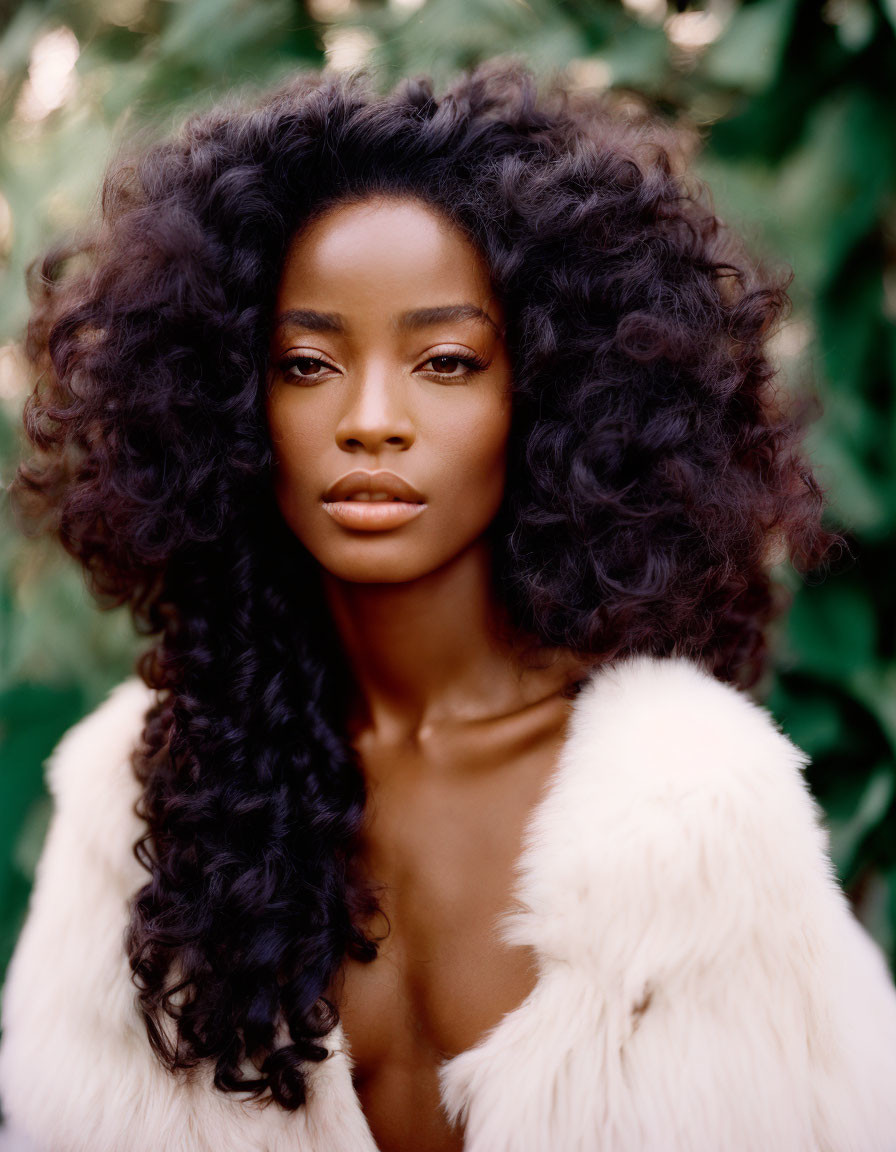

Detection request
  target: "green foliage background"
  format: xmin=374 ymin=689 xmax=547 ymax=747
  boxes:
xmin=1 ymin=0 xmax=895 ymax=990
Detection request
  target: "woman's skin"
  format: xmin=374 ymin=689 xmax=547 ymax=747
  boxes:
xmin=267 ymin=195 xmax=590 ymax=1152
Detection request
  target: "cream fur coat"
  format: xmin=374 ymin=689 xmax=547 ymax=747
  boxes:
xmin=1 ymin=653 xmax=896 ymax=1152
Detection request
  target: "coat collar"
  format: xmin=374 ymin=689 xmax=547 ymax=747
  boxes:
xmin=314 ymin=651 xmax=724 ymax=1147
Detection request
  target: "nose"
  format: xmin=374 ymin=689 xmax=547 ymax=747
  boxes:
xmin=335 ymin=364 xmax=416 ymax=454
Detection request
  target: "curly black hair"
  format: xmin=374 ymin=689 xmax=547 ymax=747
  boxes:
xmin=11 ymin=56 xmax=843 ymax=1109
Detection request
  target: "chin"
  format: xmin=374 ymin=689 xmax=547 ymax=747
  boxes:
xmin=324 ymin=562 xmax=429 ymax=585
xmin=309 ymin=533 xmax=482 ymax=586
xmin=310 ymin=546 xmax=446 ymax=586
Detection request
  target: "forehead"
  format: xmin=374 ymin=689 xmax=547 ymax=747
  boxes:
xmin=275 ymin=195 xmax=500 ymax=317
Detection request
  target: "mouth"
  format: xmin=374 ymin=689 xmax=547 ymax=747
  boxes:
xmin=321 ymin=469 xmax=427 ymax=530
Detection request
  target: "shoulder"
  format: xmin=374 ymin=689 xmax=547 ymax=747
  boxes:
xmin=540 ymin=650 xmax=826 ymax=866
xmin=567 ymin=650 xmax=815 ymax=815
xmin=509 ymin=653 xmax=838 ymax=967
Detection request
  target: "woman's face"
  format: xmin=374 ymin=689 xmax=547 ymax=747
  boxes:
xmin=266 ymin=195 xmax=514 ymax=584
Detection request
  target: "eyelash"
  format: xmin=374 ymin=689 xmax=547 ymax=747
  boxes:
xmin=277 ymin=351 xmax=489 ymax=385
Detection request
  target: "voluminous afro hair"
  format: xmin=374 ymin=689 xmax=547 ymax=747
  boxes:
xmin=12 ymin=57 xmax=842 ymax=1109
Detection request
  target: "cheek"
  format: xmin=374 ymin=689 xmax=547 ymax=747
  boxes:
xmin=265 ymin=395 xmax=319 ymax=523
xmin=436 ymin=395 xmax=512 ymax=516
xmin=267 ymin=387 xmax=332 ymax=467
xmin=266 ymin=389 xmax=290 ymax=454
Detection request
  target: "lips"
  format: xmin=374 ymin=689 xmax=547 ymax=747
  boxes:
xmin=322 ymin=470 xmax=425 ymax=504
xmin=321 ymin=469 xmax=427 ymax=531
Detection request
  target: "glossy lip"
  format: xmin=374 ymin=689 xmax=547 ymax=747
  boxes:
xmin=321 ymin=469 xmax=427 ymax=532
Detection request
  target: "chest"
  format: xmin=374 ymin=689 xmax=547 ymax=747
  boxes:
xmin=328 ymin=701 xmax=573 ymax=1151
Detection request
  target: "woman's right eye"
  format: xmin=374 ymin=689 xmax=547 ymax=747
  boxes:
xmin=279 ymin=355 xmax=334 ymax=382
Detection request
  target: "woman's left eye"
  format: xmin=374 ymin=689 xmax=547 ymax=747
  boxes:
xmin=422 ymin=354 xmax=487 ymax=379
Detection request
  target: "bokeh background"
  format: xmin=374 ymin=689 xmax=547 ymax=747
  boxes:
xmin=1 ymin=0 xmax=895 ymax=1001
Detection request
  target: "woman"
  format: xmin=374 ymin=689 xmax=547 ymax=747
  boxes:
xmin=1 ymin=57 xmax=895 ymax=1152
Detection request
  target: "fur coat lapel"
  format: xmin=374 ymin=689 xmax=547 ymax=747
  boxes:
xmin=2 ymin=653 xmax=896 ymax=1151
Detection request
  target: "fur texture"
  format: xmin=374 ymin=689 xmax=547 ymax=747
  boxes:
xmin=2 ymin=653 xmax=895 ymax=1151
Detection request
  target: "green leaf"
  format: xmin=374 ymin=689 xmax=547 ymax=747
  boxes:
xmin=702 ymin=0 xmax=800 ymax=93
xmin=784 ymin=581 xmax=877 ymax=683
xmin=600 ymin=23 xmax=668 ymax=91
xmin=827 ymin=763 xmax=894 ymax=876
xmin=767 ymin=689 xmax=846 ymax=760
xmin=848 ymin=664 xmax=896 ymax=762
xmin=803 ymin=414 xmax=893 ymax=538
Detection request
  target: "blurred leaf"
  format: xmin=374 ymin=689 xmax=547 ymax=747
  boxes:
xmin=703 ymin=0 xmax=799 ymax=92
xmin=803 ymin=403 xmax=893 ymax=539
xmin=153 ymin=0 xmax=295 ymax=76
xmin=369 ymin=0 xmax=588 ymax=86
xmin=848 ymin=663 xmax=896 ymax=762
xmin=767 ymin=687 xmax=846 ymax=759
xmin=600 ymin=22 xmax=668 ymax=90
xmin=0 ymin=4 xmax=44 ymax=104
xmin=830 ymin=0 xmax=876 ymax=51
xmin=784 ymin=580 xmax=877 ymax=681
xmin=827 ymin=763 xmax=894 ymax=876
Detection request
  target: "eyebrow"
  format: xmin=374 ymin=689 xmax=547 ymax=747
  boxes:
xmin=273 ymin=304 xmax=502 ymax=336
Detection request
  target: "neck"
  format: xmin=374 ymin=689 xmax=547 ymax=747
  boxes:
xmin=320 ymin=538 xmax=582 ymax=743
